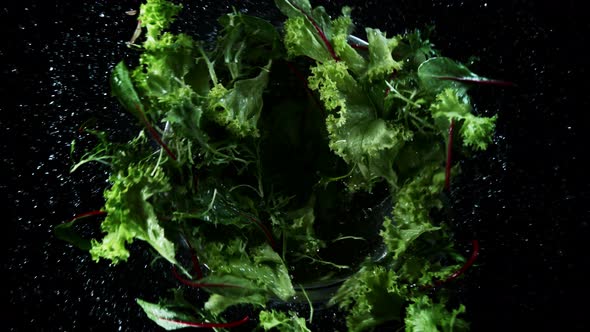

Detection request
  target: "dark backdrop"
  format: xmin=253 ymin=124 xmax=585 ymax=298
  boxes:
xmin=4 ymin=0 xmax=588 ymax=331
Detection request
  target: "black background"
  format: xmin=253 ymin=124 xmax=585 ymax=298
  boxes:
xmin=4 ymin=0 xmax=588 ymax=331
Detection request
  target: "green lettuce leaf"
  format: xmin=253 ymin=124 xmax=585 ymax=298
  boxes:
xmin=259 ymin=310 xmax=311 ymax=332
xmin=404 ymin=296 xmax=469 ymax=332
xmin=89 ymin=163 xmax=176 ymax=265
xmin=330 ymin=265 xmax=405 ymax=332
xmin=191 ymin=239 xmax=295 ymax=314
xmin=206 ymin=61 xmax=272 ymax=138
xmin=331 ymin=7 xmax=367 ymax=75
xmin=204 ymin=293 xmax=267 ymax=316
xmin=430 ymin=88 xmax=497 ymax=150
xmin=364 ymin=28 xmax=403 ymax=81
xmin=308 ymin=60 xmax=413 ymax=189
xmin=380 ymin=165 xmax=444 ymax=259
xmin=138 ymin=0 xmax=182 ymax=48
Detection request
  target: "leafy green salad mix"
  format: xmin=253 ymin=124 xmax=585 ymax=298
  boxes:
xmin=58 ymin=0 xmax=507 ymax=330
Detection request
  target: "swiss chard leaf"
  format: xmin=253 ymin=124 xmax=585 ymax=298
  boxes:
xmin=276 ymin=0 xmax=338 ymax=62
xmin=418 ymin=57 xmax=487 ymax=95
xmin=55 ymin=220 xmax=93 ymax=251
xmin=136 ymin=299 xmax=200 ymax=331
xmin=189 ymin=239 xmax=295 ymax=314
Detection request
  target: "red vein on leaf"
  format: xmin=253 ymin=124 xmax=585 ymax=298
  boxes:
xmin=290 ymin=2 xmax=339 ymax=61
xmin=189 ymin=250 xmax=203 ymax=280
xmin=171 ymin=266 xmax=240 ymax=288
xmin=184 ymin=240 xmax=204 ymax=279
xmin=432 ymin=240 xmax=480 ymax=288
xmin=68 ymin=210 xmax=107 ymax=223
xmin=436 ymin=76 xmax=516 ymax=87
xmin=156 ymin=315 xmax=250 ymax=328
xmin=239 ymin=212 xmax=277 ymax=251
xmin=444 ymin=119 xmax=455 ymax=191
xmin=133 ymin=104 xmax=177 ymax=160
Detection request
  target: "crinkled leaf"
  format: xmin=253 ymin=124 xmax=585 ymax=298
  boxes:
xmin=283 ymin=16 xmax=333 ymax=62
xmin=192 ymin=239 xmax=294 ymax=314
xmin=308 ymin=60 xmax=412 ymax=188
xmin=381 ymin=165 xmax=444 ymax=259
xmin=259 ymin=310 xmax=311 ymax=332
xmin=207 ymin=62 xmax=271 ymax=138
xmin=364 ymin=28 xmax=403 ymax=81
xmin=430 ymin=88 xmax=497 ymax=150
xmin=381 ymin=217 xmax=440 ymax=260
xmin=284 ymin=201 xmax=325 ymax=256
xmin=89 ymin=164 xmax=176 ymax=265
xmin=405 ymin=296 xmax=469 ymax=332
xmin=330 ymin=265 xmax=404 ymax=332
xmin=138 ymin=0 xmax=182 ymax=48
xmin=331 ymin=7 xmax=367 ymax=75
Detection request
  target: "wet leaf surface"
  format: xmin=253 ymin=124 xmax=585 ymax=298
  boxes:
xmin=5 ymin=0 xmax=588 ymax=331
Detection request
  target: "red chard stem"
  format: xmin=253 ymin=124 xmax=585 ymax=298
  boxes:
xmin=68 ymin=210 xmax=107 ymax=223
xmin=437 ymin=76 xmax=516 ymax=87
xmin=290 ymin=2 xmax=339 ymax=61
xmin=156 ymin=315 xmax=250 ymax=328
xmin=433 ymin=240 xmax=480 ymax=287
xmin=171 ymin=266 xmax=241 ymax=288
xmin=133 ymin=104 xmax=177 ymax=161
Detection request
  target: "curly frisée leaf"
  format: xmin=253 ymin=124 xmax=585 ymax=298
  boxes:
xmin=308 ymin=60 xmax=413 ymax=188
xmin=430 ymin=88 xmax=497 ymax=150
xmin=259 ymin=310 xmax=312 ymax=332
xmin=138 ymin=0 xmax=182 ymax=48
xmin=404 ymin=296 xmax=469 ymax=332
xmin=330 ymin=265 xmax=405 ymax=332
xmin=380 ymin=165 xmax=445 ymax=259
xmin=89 ymin=163 xmax=176 ymax=265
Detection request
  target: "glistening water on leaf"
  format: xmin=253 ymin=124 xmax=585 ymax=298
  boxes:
xmin=58 ymin=0 xmax=508 ymax=330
